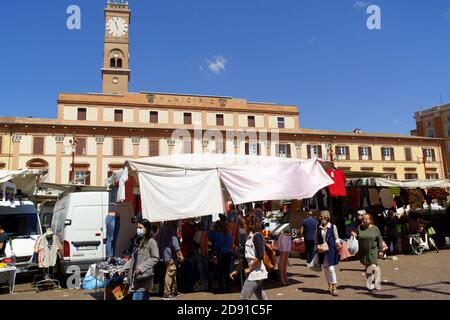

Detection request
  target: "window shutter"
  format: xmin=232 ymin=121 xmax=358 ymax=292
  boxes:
xmin=358 ymin=147 xmax=362 ymax=161
xmin=150 ymin=111 xmax=158 ymax=124
xmin=248 ymin=116 xmax=255 ymax=127
xmin=184 ymin=113 xmax=192 ymax=125
xmin=76 ymin=138 xmax=86 ymax=155
xmin=216 ymin=114 xmax=224 ymax=126
xmin=149 ymin=140 xmax=159 ymax=157
xmin=287 ymin=144 xmax=292 ymax=158
xmin=307 ymin=145 xmax=311 ymax=159
xmin=391 ymin=148 xmax=395 ymax=161
xmin=33 ymin=137 xmax=44 ymax=155
xmin=368 ymin=147 xmax=373 ymax=160
xmin=335 ymin=146 xmax=339 ymax=159
xmin=114 ymin=110 xmax=123 ymax=122
xmin=431 ymin=149 xmax=436 ymax=162
xmin=113 ymin=139 xmax=123 ymax=156
xmin=257 ymin=143 xmax=261 ymax=156
xmin=245 ymin=143 xmax=249 ymax=155
xmin=0 ymin=136 xmax=2 ymax=154
xmin=345 ymin=146 xmax=350 ymax=160
xmin=77 ymin=108 xmax=87 ymax=121
xmin=381 ymin=148 xmax=385 ymax=161
xmin=405 ymin=148 xmax=412 ymax=161
xmin=318 ymin=145 xmax=323 ymax=159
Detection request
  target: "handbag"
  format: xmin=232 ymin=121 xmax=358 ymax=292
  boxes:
xmin=317 ymin=227 xmax=330 ymax=254
xmin=307 ymin=253 xmax=322 ymax=273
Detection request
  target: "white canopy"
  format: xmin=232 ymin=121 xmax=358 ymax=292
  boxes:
xmin=347 ymin=177 xmax=450 ymax=188
xmin=125 ymin=153 xmax=334 ymax=222
xmin=0 ymin=169 xmax=41 ymax=197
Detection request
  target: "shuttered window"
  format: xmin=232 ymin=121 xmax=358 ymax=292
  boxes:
xmin=77 ymin=108 xmax=87 ymax=121
xmin=405 ymin=148 xmax=412 ymax=161
xmin=248 ymin=116 xmax=255 ymax=128
xmin=76 ymin=138 xmax=86 ymax=155
xmin=150 ymin=111 xmax=158 ymax=124
xmin=114 ymin=110 xmax=123 ymax=122
xmin=216 ymin=114 xmax=224 ymax=126
xmin=184 ymin=113 xmax=192 ymax=125
xmin=33 ymin=137 xmax=44 ymax=155
xmin=0 ymin=136 xmax=2 ymax=154
xmin=277 ymin=117 xmax=285 ymax=129
xmin=113 ymin=139 xmax=123 ymax=156
xmin=149 ymin=140 xmax=159 ymax=157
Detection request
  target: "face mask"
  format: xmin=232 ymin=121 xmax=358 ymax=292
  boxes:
xmin=137 ymin=228 xmax=146 ymax=238
xmin=321 ymin=219 xmax=327 ymax=225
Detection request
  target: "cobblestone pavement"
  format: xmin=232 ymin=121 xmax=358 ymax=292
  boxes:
xmin=1 ymin=250 xmax=449 ymax=300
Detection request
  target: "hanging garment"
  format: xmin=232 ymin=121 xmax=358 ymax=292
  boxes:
xmin=359 ymin=187 xmax=371 ymax=210
xmin=369 ymin=189 xmax=380 ymax=206
xmin=326 ymin=169 xmax=347 ymax=197
xmin=408 ymin=189 xmax=425 ymax=210
xmin=38 ymin=235 xmax=60 ymax=268
xmin=321 ymin=189 xmax=328 ymax=209
xmin=379 ymin=188 xmax=394 ymax=209
xmin=348 ymin=188 xmax=359 ymax=211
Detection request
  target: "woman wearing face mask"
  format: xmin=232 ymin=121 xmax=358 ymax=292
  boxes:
xmin=314 ymin=210 xmax=341 ymax=296
xmin=351 ymin=214 xmax=383 ymax=292
xmin=119 ymin=219 xmax=159 ymax=300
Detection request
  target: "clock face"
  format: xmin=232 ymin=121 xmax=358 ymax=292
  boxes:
xmin=106 ymin=17 xmax=128 ymax=37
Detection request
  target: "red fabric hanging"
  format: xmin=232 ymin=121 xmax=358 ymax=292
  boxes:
xmin=326 ymin=169 xmax=347 ymax=197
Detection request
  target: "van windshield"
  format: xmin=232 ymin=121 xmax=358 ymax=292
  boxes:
xmin=0 ymin=214 xmax=40 ymax=239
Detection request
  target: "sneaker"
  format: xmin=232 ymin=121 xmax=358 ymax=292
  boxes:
xmin=175 ymin=292 xmax=184 ymax=297
xmin=331 ymin=288 xmax=338 ymax=296
xmin=162 ymin=294 xmax=177 ymax=300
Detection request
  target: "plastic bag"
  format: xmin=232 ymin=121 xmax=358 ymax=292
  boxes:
xmin=348 ymin=235 xmax=359 ymax=256
xmin=307 ymin=253 xmax=322 ymax=273
xmin=82 ymin=275 xmax=104 ymax=290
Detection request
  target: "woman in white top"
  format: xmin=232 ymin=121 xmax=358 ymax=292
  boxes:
xmin=314 ymin=210 xmax=342 ymax=296
xmin=230 ymin=213 xmax=268 ymax=300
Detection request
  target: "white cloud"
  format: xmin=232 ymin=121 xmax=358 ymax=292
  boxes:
xmin=207 ymin=55 xmax=227 ymax=74
xmin=309 ymin=37 xmax=316 ymax=43
xmin=354 ymin=1 xmax=369 ymax=8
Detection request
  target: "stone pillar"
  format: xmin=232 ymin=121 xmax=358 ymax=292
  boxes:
xmin=55 ymin=135 xmax=65 ymax=184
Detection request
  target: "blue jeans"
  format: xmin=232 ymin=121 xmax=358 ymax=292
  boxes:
xmin=132 ymin=291 xmax=149 ymax=301
xmin=106 ymin=216 xmax=120 ymax=258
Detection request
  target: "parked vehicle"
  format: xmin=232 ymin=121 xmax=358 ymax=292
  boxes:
xmin=51 ymin=191 xmax=136 ymax=276
xmin=0 ymin=200 xmax=42 ymax=273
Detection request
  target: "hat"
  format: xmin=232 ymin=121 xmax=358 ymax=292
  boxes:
xmin=357 ymin=210 xmax=366 ymax=216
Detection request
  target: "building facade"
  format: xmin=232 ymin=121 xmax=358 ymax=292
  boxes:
xmin=414 ymin=104 xmax=450 ymax=177
xmin=0 ymin=2 xmax=446 ymax=185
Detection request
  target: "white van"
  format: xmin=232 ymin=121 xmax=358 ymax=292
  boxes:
xmin=0 ymin=200 xmax=42 ymax=273
xmin=51 ymin=192 xmax=136 ymax=275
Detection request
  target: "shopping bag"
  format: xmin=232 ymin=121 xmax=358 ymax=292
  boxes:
xmin=348 ymin=236 xmax=359 ymax=256
xmin=427 ymin=227 xmax=437 ymax=236
xmin=307 ymin=253 xmax=322 ymax=273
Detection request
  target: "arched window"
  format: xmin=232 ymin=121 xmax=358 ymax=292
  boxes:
xmin=26 ymin=158 xmax=49 ymax=169
xmin=110 ymin=58 xmax=116 ymax=68
xmin=117 ymin=59 xmax=122 ymax=68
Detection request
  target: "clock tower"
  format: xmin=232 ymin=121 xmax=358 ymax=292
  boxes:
xmin=101 ymin=1 xmax=131 ymax=95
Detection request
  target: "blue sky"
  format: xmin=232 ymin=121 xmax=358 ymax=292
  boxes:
xmin=2 ymin=0 xmax=450 ymax=135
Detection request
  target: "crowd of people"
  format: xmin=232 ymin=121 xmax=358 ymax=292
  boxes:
xmin=105 ymin=201 xmax=450 ymax=301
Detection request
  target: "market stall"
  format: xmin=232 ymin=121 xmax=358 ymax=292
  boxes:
xmin=123 ymin=153 xmax=334 ymax=222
